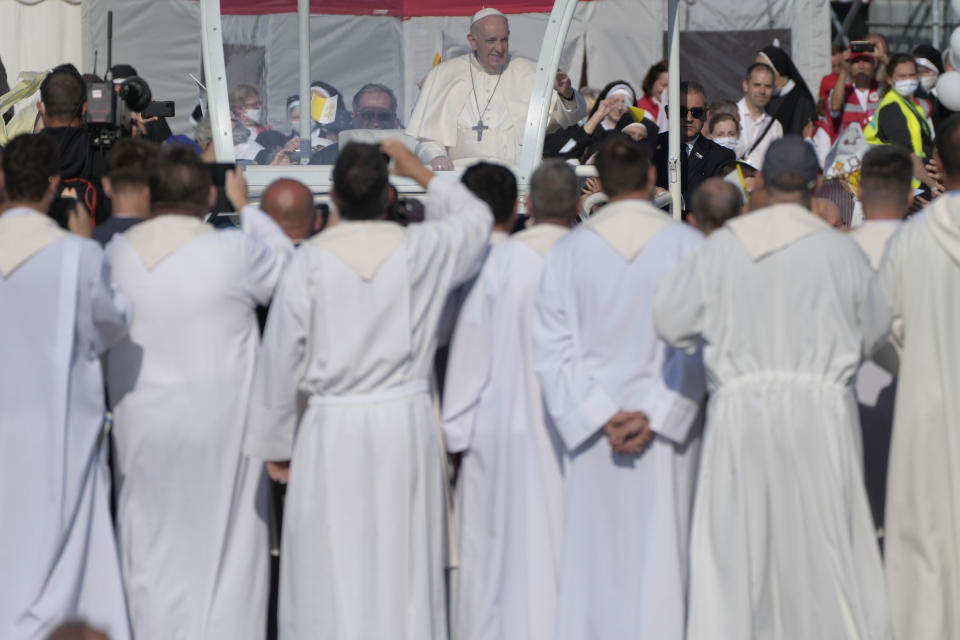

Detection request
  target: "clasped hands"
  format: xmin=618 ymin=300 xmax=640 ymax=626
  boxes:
xmin=603 ymin=411 xmax=655 ymax=456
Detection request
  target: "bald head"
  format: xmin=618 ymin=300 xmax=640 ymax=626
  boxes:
xmin=261 ymin=178 xmax=317 ymax=241
xmin=811 ymin=197 xmax=844 ymax=229
xmin=689 ymin=178 xmax=743 ymax=235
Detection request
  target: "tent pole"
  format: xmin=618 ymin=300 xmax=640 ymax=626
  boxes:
xmin=517 ymin=0 xmax=579 ymax=189
xmin=932 ymin=0 xmax=943 ymax=49
xmin=199 ymin=0 xmax=235 ymax=162
xmin=832 ymin=0 xmax=863 ymax=48
xmin=668 ymin=0 xmax=681 ymax=220
xmin=298 ymin=0 xmax=311 ymax=164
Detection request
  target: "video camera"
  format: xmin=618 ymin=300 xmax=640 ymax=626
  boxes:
xmin=83 ymin=11 xmax=172 ymax=150
xmin=84 ymin=74 xmax=152 ymax=148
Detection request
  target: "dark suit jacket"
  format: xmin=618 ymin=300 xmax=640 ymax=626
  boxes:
xmin=653 ymin=132 xmax=735 ymax=209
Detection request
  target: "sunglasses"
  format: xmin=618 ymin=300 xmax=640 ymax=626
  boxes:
xmin=666 ymin=105 xmax=705 ymax=120
xmin=356 ymin=109 xmax=395 ymax=124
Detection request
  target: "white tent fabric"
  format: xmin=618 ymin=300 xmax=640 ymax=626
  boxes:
xmin=75 ymin=0 xmax=829 ymax=137
xmin=0 ymin=0 xmax=82 ymax=87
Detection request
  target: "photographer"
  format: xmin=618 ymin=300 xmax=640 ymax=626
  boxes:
xmin=110 ymin=64 xmax=173 ymax=144
xmin=38 ymin=64 xmax=109 ymax=224
xmin=829 ymin=44 xmax=882 ymax=136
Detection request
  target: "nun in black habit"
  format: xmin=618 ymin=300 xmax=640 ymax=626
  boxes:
xmin=757 ymin=45 xmax=817 ymax=137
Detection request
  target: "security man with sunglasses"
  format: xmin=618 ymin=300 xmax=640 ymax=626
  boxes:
xmin=310 ymin=83 xmax=403 ymax=165
xmin=653 ymin=80 xmax=736 ymax=213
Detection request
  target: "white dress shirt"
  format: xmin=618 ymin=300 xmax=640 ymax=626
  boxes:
xmin=736 ymin=97 xmax=783 ymax=170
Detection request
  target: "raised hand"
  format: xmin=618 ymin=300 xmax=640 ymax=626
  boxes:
xmin=266 ymin=460 xmax=290 ymax=484
xmin=555 ymin=70 xmax=574 ymax=100
xmin=225 ymin=165 xmax=250 ymax=210
xmin=381 ymin=139 xmax=437 ymax=187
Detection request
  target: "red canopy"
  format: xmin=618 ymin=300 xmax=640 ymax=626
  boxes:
xmin=217 ymin=1 xmax=560 ymax=17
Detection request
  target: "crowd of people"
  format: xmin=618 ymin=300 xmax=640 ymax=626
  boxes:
xmin=3 ymin=6 xmax=960 ymax=640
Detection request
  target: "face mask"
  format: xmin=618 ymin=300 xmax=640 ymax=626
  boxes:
xmin=660 ymin=87 xmax=668 ymax=104
xmin=243 ymin=108 xmax=262 ymax=124
xmin=714 ymin=136 xmax=738 ymax=151
xmin=894 ymin=79 xmax=918 ymax=97
xmin=920 ymin=75 xmax=938 ymax=92
xmin=290 ymin=119 xmax=301 ymax=129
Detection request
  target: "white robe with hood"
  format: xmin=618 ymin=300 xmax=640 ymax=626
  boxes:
xmin=104 ymin=205 xmax=292 ymax=640
xmin=850 ymin=219 xmax=902 ymax=527
xmin=878 ymin=194 xmax=960 ymax=639
xmin=655 ymin=204 xmax=894 ymax=640
xmin=0 ymin=208 xmax=131 ymax=640
xmin=245 ymin=178 xmax=493 ymax=640
xmin=533 ymin=200 xmax=706 ymax=640
xmin=442 ymin=223 xmax=568 ymax=640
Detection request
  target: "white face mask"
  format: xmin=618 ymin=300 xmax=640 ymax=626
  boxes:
xmin=660 ymin=87 xmax=668 ymax=104
xmin=243 ymin=108 xmax=262 ymax=124
xmin=894 ymin=79 xmax=919 ymax=97
xmin=714 ymin=136 xmax=738 ymax=151
xmin=920 ymin=75 xmax=938 ymax=91
xmin=290 ymin=119 xmax=301 ymax=129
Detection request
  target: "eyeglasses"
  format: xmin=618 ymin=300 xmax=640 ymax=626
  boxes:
xmin=356 ymin=109 xmax=395 ymax=124
xmin=666 ymin=105 xmax=705 ymax=120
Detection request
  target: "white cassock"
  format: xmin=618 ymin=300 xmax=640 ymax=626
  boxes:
xmin=0 ymin=208 xmax=131 ymax=640
xmin=442 ymin=223 xmax=568 ymax=640
xmin=533 ymin=201 xmax=706 ymax=640
xmin=655 ymin=204 xmax=893 ymax=640
xmin=104 ymin=206 xmax=292 ymax=640
xmin=877 ymin=194 xmax=960 ymax=639
xmin=849 ymin=219 xmax=902 ymax=527
xmin=244 ymin=178 xmax=493 ymax=640
xmin=407 ymin=54 xmax=586 ymax=166
xmin=436 ymin=228 xmax=509 ymax=349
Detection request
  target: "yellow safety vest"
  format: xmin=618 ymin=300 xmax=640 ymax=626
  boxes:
xmin=864 ymin=89 xmax=933 ymax=159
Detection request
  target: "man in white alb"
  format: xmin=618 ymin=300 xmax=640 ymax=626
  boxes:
xmin=657 ymin=136 xmax=892 ymax=640
xmin=849 ymin=145 xmax=911 ymax=530
xmin=879 ymin=114 xmax=960 ymax=640
xmin=736 ymin=62 xmax=783 ymax=169
xmin=442 ymin=159 xmax=577 ymax=640
xmin=407 ymin=8 xmax=586 ymax=169
xmin=534 ymin=136 xmax=706 ymax=640
xmin=245 ymin=140 xmax=493 ymax=640
xmin=105 ymin=147 xmax=293 ymax=639
xmin=0 ymin=133 xmax=131 ymax=640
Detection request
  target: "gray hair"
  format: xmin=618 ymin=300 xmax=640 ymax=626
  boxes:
xmin=530 ymin=159 xmax=578 ymax=220
xmin=352 ymin=83 xmax=398 ymax=114
xmin=193 ymin=116 xmax=213 ymax=147
xmin=194 ymin=117 xmax=251 ymax=148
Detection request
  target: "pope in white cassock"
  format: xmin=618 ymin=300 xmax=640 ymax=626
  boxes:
xmin=0 ymin=134 xmax=131 ymax=640
xmin=406 ymin=8 xmax=586 ymax=170
xmin=878 ymin=120 xmax=960 ymax=640
xmin=442 ymin=160 xmax=577 ymax=640
xmin=104 ymin=149 xmax=293 ymax=640
xmin=533 ymin=137 xmax=706 ymax=640
xmin=655 ymin=137 xmax=893 ymax=640
xmin=245 ymin=141 xmax=493 ymax=640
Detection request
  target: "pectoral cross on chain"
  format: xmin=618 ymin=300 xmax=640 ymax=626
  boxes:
xmin=472 ymin=119 xmax=489 ymax=142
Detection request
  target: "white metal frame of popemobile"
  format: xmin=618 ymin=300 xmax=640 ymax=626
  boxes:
xmin=199 ymin=0 xmax=684 ymax=220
